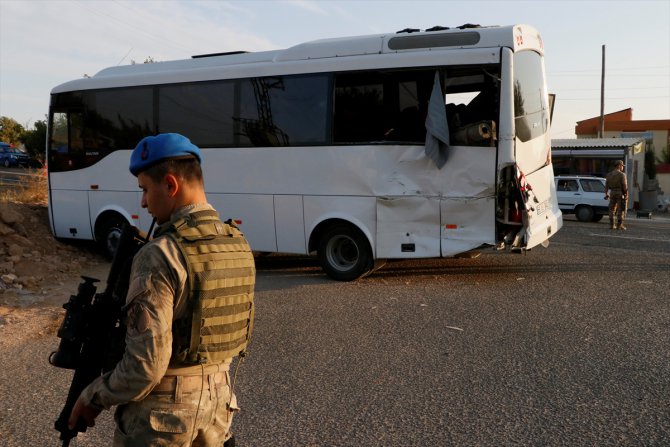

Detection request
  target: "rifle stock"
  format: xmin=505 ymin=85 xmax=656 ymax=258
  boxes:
xmin=50 ymin=222 xmax=152 ymax=446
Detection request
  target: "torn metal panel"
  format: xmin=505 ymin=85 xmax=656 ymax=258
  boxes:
xmin=521 ymin=164 xmax=563 ymax=249
xmin=436 ymin=146 xmax=496 ymax=198
xmin=440 ymin=196 xmax=496 ymax=256
xmin=375 ymin=145 xmax=496 ymax=198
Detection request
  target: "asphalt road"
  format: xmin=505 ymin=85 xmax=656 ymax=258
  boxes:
xmin=1 ymin=215 xmax=669 ymax=446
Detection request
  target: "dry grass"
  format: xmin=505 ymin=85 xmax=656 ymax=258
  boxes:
xmin=0 ymin=168 xmax=48 ymax=205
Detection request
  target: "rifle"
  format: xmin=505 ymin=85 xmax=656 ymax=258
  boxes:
xmin=49 ymin=222 xmax=153 ymax=447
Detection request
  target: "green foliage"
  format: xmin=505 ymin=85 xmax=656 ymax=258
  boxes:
xmin=0 ymin=116 xmax=25 ymax=145
xmin=0 ymin=116 xmax=47 ymax=163
xmin=656 ymin=145 xmax=670 ymax=164
xmin=645 ymin=148 xmax=656 ymax=179
xmin=21 ymin=120 xmax=47 ymax=161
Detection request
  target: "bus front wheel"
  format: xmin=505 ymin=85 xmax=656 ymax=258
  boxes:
xmin=317 ymin=224 xmax=373 ymax=281
xmin=97 ymin=214 xmax=127 ymax=259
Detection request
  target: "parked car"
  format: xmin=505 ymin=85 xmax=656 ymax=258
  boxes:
xmin=555 ymin=175 xmax=609 ymax=222
xmin=0 ymin=142 xmax=39 ymax=168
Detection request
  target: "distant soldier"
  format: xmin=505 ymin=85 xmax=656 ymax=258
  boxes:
xmin=604 ymin=160 xmax=628 ymax=230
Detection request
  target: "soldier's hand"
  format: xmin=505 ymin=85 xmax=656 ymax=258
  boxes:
xmin=604 ymin=194 xmax=609 ymax=200
xmin=68 ymin=396 xmax=102 ymax=430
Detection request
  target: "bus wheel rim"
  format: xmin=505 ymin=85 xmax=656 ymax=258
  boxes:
xmin=326 ymin=235 xmax=359 ymax=272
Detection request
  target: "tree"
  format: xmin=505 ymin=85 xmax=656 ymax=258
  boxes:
xmin=21 ymin=119 xmax=47 ymax=161
xmin=644 ymin=148 xmax=657 ymax=180
xmin=656 ymin=144 xmax=670 ymax=164
xmin=0 ymin=116 xmax=25 ymax=145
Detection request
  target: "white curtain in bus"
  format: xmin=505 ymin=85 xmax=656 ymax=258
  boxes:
xmin=424 ymin=71 xmax=450 ymax=169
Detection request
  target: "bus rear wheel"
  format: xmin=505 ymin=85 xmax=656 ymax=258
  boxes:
xmin=317 ymin=224 xmax=373 ymax=281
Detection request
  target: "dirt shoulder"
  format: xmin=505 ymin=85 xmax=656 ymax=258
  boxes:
xmin=0 ymin=201 xmax=110 ymax=327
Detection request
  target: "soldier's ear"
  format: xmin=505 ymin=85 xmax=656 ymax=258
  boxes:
xmin=164 ymin=174 xmax=180 ymax=197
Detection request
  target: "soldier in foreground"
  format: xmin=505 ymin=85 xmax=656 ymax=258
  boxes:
xmin=68 ymin=133 xmax=255 ymax=446
xmin=604 ymin=159 xmax=628 ymax=230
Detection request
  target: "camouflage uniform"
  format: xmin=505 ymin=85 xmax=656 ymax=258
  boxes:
xmin=79 ymin=203 xmax=250 ymax=446
xmin=605 ymin=167 xmax=628 ymax=229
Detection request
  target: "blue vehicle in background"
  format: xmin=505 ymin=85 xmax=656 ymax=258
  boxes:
xmin=0 ymin=142 xmax=38 ymax=168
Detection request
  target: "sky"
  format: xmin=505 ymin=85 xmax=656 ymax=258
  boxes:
xmin=1 ymin=0 xmax=668 ymax=139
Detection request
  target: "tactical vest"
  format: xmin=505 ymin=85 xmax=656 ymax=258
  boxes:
xmin=165 ymin=209 xmax=255 ymax=365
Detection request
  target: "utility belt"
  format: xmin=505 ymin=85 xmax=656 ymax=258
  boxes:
xmin=151 ymin=363 xmax=230 ymax=396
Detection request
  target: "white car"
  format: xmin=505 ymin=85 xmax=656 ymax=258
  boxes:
xmin=555 ymin=175 xmax=610 ymax=222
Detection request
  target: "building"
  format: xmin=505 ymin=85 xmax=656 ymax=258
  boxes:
xmin=575 ymin=108 xmax=670 ymax=157
xmin=573 ymin=109 xmax=670 ymax=209
xmin=551 ymin=138 xmax=645 ymax=209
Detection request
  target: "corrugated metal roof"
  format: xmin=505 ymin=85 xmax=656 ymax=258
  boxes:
xmin=551 ymin=138 xmax=644 ymax=149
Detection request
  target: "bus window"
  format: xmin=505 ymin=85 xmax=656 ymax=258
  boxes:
xmin=48 ymin=111 xmax=86 ymax=171
xmin=333 ymin=69 xmax=434 ymax=144
xmin=159 ymin=81 xmax=236 ymax=147
xmin=93 ymin=88 xmax=153 ymax=149
xmin=334 ymin=72 xmax=385 ymax=143
xmin=443 ymin=67 xmax=499 ymax=146
xmin=51 ymin=113 xmax=68 ymax=153
xmin=237 ymin=74 xmax=329 ymax=147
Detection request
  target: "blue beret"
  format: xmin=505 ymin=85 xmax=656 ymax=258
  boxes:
xmin=130 ymin=133 xmax=202 ymax=176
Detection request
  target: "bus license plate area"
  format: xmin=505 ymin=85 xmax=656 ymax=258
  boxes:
xmin=535 ymin=200 xmax=550 ymax=215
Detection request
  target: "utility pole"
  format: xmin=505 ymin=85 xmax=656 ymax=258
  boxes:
xmin=599 ymin=45 xmax=606 ymax=138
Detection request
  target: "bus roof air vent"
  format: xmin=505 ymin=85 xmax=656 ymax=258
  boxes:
xmin=191 ymin=51 xmax=249 ymax=59
xmin=396 ymin=28 xmax=420 ymax=34
xmin=425 ymin=26 xmax=450 ymax=32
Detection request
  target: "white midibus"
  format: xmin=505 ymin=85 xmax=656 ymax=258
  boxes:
xmin=47 ymin=24 xmax=562 ymax=280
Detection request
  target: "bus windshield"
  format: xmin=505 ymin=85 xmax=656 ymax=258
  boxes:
xmin=514 ymin=50 xmax=549 ymax=143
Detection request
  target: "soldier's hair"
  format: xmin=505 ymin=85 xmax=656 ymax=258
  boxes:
xmin=143 ymin=157 xmax=203 ymax=186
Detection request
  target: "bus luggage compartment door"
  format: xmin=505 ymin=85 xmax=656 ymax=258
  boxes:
xmin=376 ymin=196 xmax=440 ymax=259
xmin=50 ymin=189 xmax=92 ymax=239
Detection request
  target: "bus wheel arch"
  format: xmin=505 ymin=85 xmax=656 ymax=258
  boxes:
xmin=95 ymin=211 xmax=129 ymax=259
xmin=311 ymin=219 xmax=374 ymax=281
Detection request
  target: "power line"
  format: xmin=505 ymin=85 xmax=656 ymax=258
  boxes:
xmin=69 ymin=0 xmax=193 ymax=55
